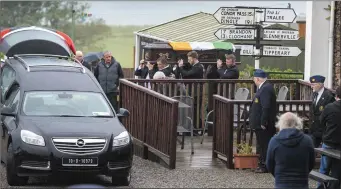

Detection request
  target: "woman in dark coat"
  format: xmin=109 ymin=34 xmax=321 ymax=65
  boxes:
xmin=266 ymin=112 xmax=315 ymax=189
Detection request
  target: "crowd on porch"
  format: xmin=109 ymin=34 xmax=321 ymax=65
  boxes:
xmin=75 ymin=48 xmax=340 ymax=189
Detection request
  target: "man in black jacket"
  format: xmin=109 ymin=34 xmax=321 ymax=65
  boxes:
xmin=249 ymin=69 xmax=277 ymax=173
xmin=134 ymin=59 xmax=149 ymax=79
xmin=178 ymin=51 xmax=204 ymax=79
xmin=217 ymin=54 xmax=239 ymax=79
xmin=178 ymin=51 xmax=204 ymax=130
xmin=156 ymin=56 xmax=175 ymax=78
xmin=318 ymin=86 xmax=341 ymax=189
xmin=309 ymin=75 xmax=335 ymax=148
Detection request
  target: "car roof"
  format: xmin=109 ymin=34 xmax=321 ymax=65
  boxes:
xmin=6 ymin=56 xmax=102 ymax=92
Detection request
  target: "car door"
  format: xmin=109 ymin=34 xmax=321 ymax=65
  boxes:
xmin=0 ymin=86 xmax=19 ymax=164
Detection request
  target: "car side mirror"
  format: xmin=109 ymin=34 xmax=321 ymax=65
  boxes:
xmin=1 ymin=107 xmax=16 ymax=117
xmin=117 ymin=108 xmax=130 ymax=118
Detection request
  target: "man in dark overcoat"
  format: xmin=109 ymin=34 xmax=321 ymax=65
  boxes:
xmin=309 ymin=75 xmax=335 ymax=148
xmin=249 ymin=69 xmax=277 ymax=173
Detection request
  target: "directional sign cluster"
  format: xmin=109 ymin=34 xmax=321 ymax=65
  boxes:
xmin=214 ymin=6 xmax=302 ymax=57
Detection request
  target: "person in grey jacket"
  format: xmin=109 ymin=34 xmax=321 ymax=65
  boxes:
xmin=94 ymin=51 xmax=124 ymax=112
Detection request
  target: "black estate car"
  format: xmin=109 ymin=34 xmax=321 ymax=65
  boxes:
xmin=0 ymin=54 xmax=133 ymax=186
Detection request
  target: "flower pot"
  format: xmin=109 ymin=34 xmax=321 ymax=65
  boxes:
xmin=233 ymin=154 xmax=259 ymax=169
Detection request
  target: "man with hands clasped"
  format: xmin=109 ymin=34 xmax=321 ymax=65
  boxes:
xmin=249 ymin=69 xmax=277 ymax=173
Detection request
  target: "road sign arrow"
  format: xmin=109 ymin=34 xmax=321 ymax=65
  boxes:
xmin=215 ymin=28 xmax=256 ymax=40
xmin=263 ymin=29 xmax=300 ymax=40
xmin=264 ymin=8 xmax=297 ymax=23
xmin=262 ymin=46 xmax=301 ymax=57
xmin=214 ymin=7 xmax=256 ymax=25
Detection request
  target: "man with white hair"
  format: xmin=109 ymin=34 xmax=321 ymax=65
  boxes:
xmin=249 ymin=69 xmax=277 ymax=173
xmin=266 ymin=112 xmax=315 ymax=189
xmin=75 ymin=51 xmax=91 ymax=70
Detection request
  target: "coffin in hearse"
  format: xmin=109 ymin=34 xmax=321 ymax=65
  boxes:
xmin=0 ymin=26 xmax=76 ymax=57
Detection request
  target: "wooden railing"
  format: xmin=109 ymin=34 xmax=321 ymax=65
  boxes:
xmin=212 ymin=95 xmax=313 ymax=169
xmin=126 ymin=79 xmax=313 ymax=131
xmin=119 ymin=79 xmax=178 ymax=169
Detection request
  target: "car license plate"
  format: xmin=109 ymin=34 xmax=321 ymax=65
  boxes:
xmin=62 ymin=157 xmax=98 ymax=166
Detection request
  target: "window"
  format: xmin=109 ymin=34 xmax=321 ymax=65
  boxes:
xmin=22 ymin=91 xmax=113 ymax=117
xmin=1 ymin=66 xmax=16 ymax=103
xmin=4 ymin=88 xmax=19 ymax=112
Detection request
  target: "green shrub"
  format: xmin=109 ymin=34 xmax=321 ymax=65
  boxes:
xmin=243 ymin=65 xmax=303 ymax=80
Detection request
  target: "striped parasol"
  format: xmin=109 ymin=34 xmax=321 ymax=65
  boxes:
xmin=169 ymin=41 xmax=235 ymax=51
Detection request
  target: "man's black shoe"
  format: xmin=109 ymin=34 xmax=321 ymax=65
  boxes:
xmin=254 ymin=167 xmax=268 ymax=173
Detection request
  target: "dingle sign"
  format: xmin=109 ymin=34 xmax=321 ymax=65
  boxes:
xmin=213 ymin=7 xmax=255 ymax=25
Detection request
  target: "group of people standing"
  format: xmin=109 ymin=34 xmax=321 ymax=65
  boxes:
xmin=134 ymin=50 xmax=240 ymax=129
xmin=249 ymin=70 xmax=341 ymax=189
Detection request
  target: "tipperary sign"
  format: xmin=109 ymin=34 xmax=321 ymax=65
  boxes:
xmin=262 ymin=46 xmax=302 ymax=57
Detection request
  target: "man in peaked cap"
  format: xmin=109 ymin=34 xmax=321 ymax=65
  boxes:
xmin=249 ymin=69 xmax=277 ymax=173
xmin=309 ymin=75 xmax=335 ymax=148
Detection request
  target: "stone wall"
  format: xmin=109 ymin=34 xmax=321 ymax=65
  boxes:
xmin=333 ymin=1 xmax=341 ymax=88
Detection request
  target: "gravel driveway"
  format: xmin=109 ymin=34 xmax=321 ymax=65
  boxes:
xmin=0 ymin=156 xmax=317 ymax=188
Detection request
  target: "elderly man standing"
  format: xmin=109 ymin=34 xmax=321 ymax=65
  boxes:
xmin=309 ymin=75 xmax=335 ymax=148
xmin=75 ymin=51 xmax=91 ymax=70
xmin=249 ymin=69 xmax=277 ymax=173
xmin=266 ymin=112 xmax=315 ymax=189
xmin=94 ymin=51 xmax=124 ymax=112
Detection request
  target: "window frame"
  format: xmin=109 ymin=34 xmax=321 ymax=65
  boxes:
xmin=1 ymin=65 xmax=16 ymax=104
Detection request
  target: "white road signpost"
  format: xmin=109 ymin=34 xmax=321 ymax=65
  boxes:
xmin=239 ymin=45 xmax=254 ymax=56
xmin=215 ymin=28 xmax=255 ymax=40
xmin=213 ymin=7 xmax=255 ymax=25
xmin=262 ymin=46 xmax=302 ymax=57
xmin=264 ymin=8 xmax=297 ymax=23
xmin=263 ymin=29 xmax=299 ymax=40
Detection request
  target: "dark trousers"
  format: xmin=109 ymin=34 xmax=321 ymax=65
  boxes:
xmin=106 ymin=92 xmax=118 ymax=112
xmin=255 ymin=129 xmax=273 ymax=168
xmin=193 ymin=96 xmax=203 ymax=130
xmin=310 ymin=135 xmax=322 ymax=148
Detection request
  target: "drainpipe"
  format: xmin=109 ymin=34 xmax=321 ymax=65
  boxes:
xmin=328 ymin=1 xmax=335 ymax=88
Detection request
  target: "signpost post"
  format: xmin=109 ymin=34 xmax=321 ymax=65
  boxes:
xmin=213 ymin=6 xmax=300 ymax=68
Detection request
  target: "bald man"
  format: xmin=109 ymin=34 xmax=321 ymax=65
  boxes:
xmin=75 ymin=51 xmax=91 ymax=70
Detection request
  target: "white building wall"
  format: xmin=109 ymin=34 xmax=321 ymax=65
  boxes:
xmin=304 ymin=1 xmax=333 ymax=87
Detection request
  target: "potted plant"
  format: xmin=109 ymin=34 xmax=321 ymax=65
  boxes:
xmin=234 ymin=142 xmax=259 ymax=169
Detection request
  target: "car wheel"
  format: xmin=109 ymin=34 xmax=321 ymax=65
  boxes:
xmin=6 ymin=143 xmax=29 ymax=186
xmin=111 ymin=171 xmax=131 ymax=186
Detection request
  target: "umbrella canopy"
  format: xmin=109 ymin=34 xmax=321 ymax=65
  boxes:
xmin=169 ymin=41 xmax=235 ymax=51
xmin=84 ymin=52 xmax=104 ymax=63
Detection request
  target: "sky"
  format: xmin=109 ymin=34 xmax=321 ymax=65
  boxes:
xmin=87 ymin=1 xmax=307 ymax=26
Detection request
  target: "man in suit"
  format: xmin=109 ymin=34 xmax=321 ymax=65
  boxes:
xmin=178 ymin=51 xmax=204 ymax=130
xmin=309 ymin=75 xmax=335 ymax=148
xmin=249 ymin=69 xmax=277 ymax=173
